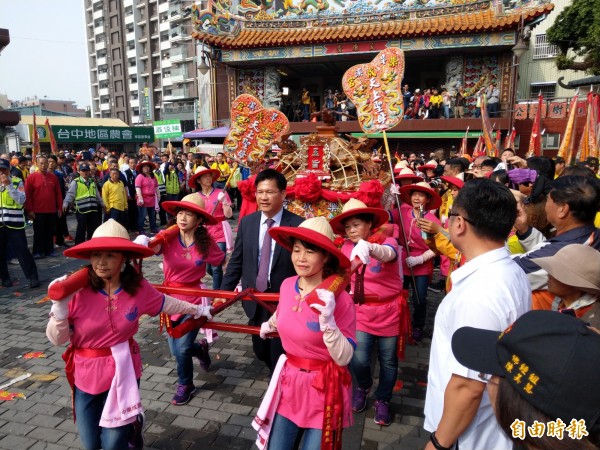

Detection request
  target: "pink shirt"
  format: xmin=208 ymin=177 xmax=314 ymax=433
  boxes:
xmin=342 ymin=238 xmax=401 ymax=336
xmin=68 ymin=280 xmax=164 ymax=395
xmin=196 ymin=189 xmax=230 ymax=243
xmin=275 ymin=276 xmax=355 ymax=429
xmin=134 ymin=174 xmax=158 ymax=207
xmin=393 ymin=204 xmax=440 ymax=276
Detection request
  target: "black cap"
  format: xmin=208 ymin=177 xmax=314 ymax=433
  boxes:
xmin=0 ymin=159 xmax=10 ymax=170
xmin=79 ymin=163 xmax=90 ymax=171
xmin=452 ymin=310 xmax=600 ymax=427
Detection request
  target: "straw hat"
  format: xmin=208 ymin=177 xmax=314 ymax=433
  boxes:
xmin=269 ymin=217 xmax=350 ymax=269
xmin=399 ymin=181 xmax=442 ymax=210
xmin=64 ymin=219 xmax=155 ymax=259
xmin=394 ymin=160 xmax=409 ymax=171
xmin=439 ymin=176 xmax=464 ymax=190
xmin=188 ymin=166 xmax=220 ymax=189
xmin=532 ymin=244 xmax=600 ymax=295
xmin=135 ymin=160 xmax=156 ymax=173
xmin=162 ymin=194 xmax=218 ymax=225
xmin=329 ymin=198 xmax=389 ymax=235
xmin=417 ymin=159 xmax=438 ymax=172
xmin=394 ymin=168 xmax=424 ymax=183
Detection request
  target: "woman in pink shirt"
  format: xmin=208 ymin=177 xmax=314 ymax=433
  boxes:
xmin=134 ymin=160 xmax=159 ymax=235
xmin=45 ymin=219 xmax=212 ymax=450
xmin=329 ymin=199 xmax=402 ymax=427
xmin=392 ymin=182 xmax=441 ymax=343
xmin=188 ymin=166 xmax=233 ymax=290
xmin=147 ymin=194 xmax=225 ymax=406
xmin=256 ymin=217 xmax=355 ymax=450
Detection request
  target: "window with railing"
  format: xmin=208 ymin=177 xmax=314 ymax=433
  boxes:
xmin=533 ymin=34 xmax=560 ymax=59
xmin=529 ymin=83 xmax=556 ymax=99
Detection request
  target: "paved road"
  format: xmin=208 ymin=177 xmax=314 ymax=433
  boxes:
xmin=0 ymin=216 xmax=444 ymax=449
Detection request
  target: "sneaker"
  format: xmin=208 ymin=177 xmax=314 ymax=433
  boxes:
xmin=352 ymin=386 xmax=370 ymax=413
xmin=171 ymin=384 xmax=196 ymax=405
xmin=194 ymin=338 xmax=212 ymax=372
xmin=128 ymin=412 xmax=145 ymax=449
xmin=29 ymin=275 xmax=40 ymax=289
xmin=8 ymin=258 xmax=19 ymax=265
xmin=412 ymin=327 xmax=423 ymax=344
xmin=32 ymin=253 xmax=44 ymax=260
xmin=374 ymin=400 xmax=391 ymax=426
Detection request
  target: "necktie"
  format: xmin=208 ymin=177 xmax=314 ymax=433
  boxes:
xmin=256 ymin=218 xmax=275 ymax=292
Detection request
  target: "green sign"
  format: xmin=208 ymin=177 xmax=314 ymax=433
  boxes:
xmin=48 ymin=125 xmax=154 ymax=143
xmin=153 ymin=120 xmax=182 ymax=139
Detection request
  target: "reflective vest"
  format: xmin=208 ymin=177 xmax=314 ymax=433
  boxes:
xmin=165 ymin=171 xmax=180 ymax=195
xmin=0 ymin=178 xmax=25 ymax=229
xmin=74 ymin=177 xmax=98 ymax=214
xmin=154 ymin=170 xmax=166 ymax=196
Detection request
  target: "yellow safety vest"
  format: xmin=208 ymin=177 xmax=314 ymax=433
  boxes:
xmin=75 ymin=177 xmax=98 ymax=214
xmin=154 ymin=170 xmax=166 ymax=196
xmin=0 ymin=178 xmax=25 ymax=229
xmin=165 ymin=171 xmax=180 ymax=195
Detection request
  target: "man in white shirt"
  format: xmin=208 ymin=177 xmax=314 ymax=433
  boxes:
xmin=424 ymin=178 xmax=531 ymax=450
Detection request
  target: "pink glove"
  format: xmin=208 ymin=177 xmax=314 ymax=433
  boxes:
xmin=405 ymin=255 xmax=424 ymax=268
xmin=311 ymin=289 xmax=337 ymax=331
xmin=260 ymin=321 xmax=277 ymax=339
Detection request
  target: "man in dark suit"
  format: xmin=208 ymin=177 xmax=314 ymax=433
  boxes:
xmin=122 ymin=157 xmax=138 ymax=232
xmin=221 ymin=169 xmax=303 ymax=372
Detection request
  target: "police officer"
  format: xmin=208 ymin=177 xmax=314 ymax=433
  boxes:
xmin=63 ymin=163 xmax=104 ymax=244
xmin=0 ymin=159 xmax=40 ymax=288
xmin=153 ymin=157 xmax=167 ymax=225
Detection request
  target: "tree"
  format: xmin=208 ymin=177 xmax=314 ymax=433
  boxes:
xmin=546 ymin=0 xmax=600 ymax=75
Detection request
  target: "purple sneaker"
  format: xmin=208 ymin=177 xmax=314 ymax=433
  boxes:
xmin=352 ymin=386 xmax=370 ymax=413
xmin=374 ymin=400 xmax=391 ymax=426
xmin=194 ymin=338 xmax=212 ymax=372
xmin=171 ymin=384 xmax=196 ymax=405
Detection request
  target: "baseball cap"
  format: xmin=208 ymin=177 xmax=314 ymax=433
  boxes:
xmin=452 ymin=310 xmax=600 ymax=427
xmin=0 ymin=159 xmax=10 ymax=170
xmin=79 ymin=163 xmax=90 ymax=171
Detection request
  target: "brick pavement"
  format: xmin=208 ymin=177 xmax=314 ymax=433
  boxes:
xmin=0 ymin=215 xmax=445 ymax=449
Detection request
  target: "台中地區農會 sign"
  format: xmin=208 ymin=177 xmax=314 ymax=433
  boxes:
xmin=29 ymin=125 xmax=155 ymax=143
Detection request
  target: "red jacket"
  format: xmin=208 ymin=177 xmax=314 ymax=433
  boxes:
xmin=24 ymin=171 xmax=63 ymax=214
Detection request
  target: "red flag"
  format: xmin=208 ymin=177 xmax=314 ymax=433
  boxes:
xmin=504 ymin=127 xmax=516 ymax=150
xmin=45 ymin=117 xmax=58 ymax=154
xmin=527 ymin=93 xmax=543 ymax=157
xmin=458 ymin=127 xmax=469 ymax=157
xmin=557 ymin=93 xmax=579 ymax=164
xmin=480 ymin=94 xmax=498 ymax=157
xmin=473 ymin=135 xmax=486 ymax=157
xmin=576 ymin=91 xmax=599 ymax=160
xmin=32 ymin=113 xmax=41 ymax=159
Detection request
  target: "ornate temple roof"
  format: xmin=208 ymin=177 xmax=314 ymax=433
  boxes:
xmin=192 ymin=1 xmax=553 ymax=50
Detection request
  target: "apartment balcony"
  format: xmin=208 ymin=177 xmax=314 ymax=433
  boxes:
xmin=162 ymin=59 xmax=171 ymax=69
xmin=171 ymin=87 xmax=190 ymax=99
xmin=98 ymin=72 xmax=108 ymax=81
xmin=96 ymin=41 xmax=105 ymax=51
xmin=159 ymin=21 xmax=170 ymax=32
xmin=124 ymin=0 xmax=133 ymax=5
xmin=163 ymin=77 xmax=173 ymax=87
xmin=97 ymin=56 xmax=107 ymax=66
xmin=94 ymin=25 xmax=105 ymax=35
xmin=130 ymin=98 xmax=140 ymax=108
xmin=160 ymin=41 xmax=171 ymax=52
xmin=127 ymin=48 xmax=137 ymax=59
xmin=99 ymin=87 xmax=109 ymax=96
xmin=93 ymin=9 xmax=104 ymax=20
xmin=100 ymin=102 xmax=111 ymax=111
xmin=171 ymin=67 xmax=187 ymax=82
xmin=128 ymin=65 xmax=138 ymax=76
xmin=170 ymin=26 xmax=184 ymax=40
xmin=170 ymin=46 xmax=186 ymax=61
xmin=125 ymin=14 xmax=135 ymax=24
xmin=168 ymin=5 xmax=186 ymax=22
xmin=158 ymin=2 xmax=169 ymax=13
xmin=126 ymin=31 xmax=136 ymax=42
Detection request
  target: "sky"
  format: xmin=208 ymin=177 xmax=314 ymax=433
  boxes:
xmin=0 ymin=0 xmax=90 ymax=109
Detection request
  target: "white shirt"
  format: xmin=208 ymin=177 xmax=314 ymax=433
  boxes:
xmin=424 ymin=247 xmax=531 ymax=450
xmin=257 ymin=208 xmax=284 ymax=284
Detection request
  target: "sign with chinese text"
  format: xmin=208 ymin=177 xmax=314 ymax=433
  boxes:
xmin=29 ymin=125 xmax=154 ymax=143
xmin=154 ymin=120 xmax=182 ymax=139
xmin=224 ymin=94 xmax=289 ymax=164
xmin=342 ymin=48 xmax=405 ymax=134
xmin=307 ymin=145 xmax=324 ymax=171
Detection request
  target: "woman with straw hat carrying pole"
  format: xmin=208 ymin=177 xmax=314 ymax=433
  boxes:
xmin=329 ymin=198 xmax=403 ymax=427
xmin=252 ymin=217 xmax=356 ymax=450
xmin=135 ymin=194 xmax=225 ymax=406
xmin=45 ymin=219 xmax=213 ymax=450
xmin=188 ymin=166 xmax=233 ymax=290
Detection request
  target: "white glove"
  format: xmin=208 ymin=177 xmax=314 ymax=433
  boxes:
xmin=406 ymin=255 xmax=424 ymax=268
xmin=133 ymin=234 xmax=151 ymax=247
xmin=194 ymin=305 xmax=212 ymax=320
xmin=260 ymin=321 xmax=277 ymax=339
xmin=311 ymin=289 xmax=337 ymax=331
xmin=422 ymin=249 xmax=436 ymax=261
xmin=390 ymin=184 xmax=400 ymax=196
xmin=350 ymin=239 xmax=371 ymax=265
xmin=217 ymin=191 xmax=226 ymax=202
xmin=50 ymin=300 xmax=69 ymax=321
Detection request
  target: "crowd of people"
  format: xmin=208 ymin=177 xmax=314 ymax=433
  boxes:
xmin=30 ymin=143 xmax=600 ymax=450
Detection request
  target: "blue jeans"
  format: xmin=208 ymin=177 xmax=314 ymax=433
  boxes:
xmin=268 ymin=413 xmax=322 ymax=450
xmin=351 ymin=331 xmax=398 ymax=402
xmin=207 ymin=241 xmax=227 ymax=289
xmin=167 ymin=315 xmax=201 ymax=385
xmin=74 ymin=386 xmax=132 ymax=450
xmin=403 ymin=275 xmax=429 ymax=329
xmin=137 ymin=205 xmax=157 ymax=233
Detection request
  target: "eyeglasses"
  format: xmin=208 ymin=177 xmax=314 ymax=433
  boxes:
xmin=448 ymin=211 xmax=475 ymax=225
